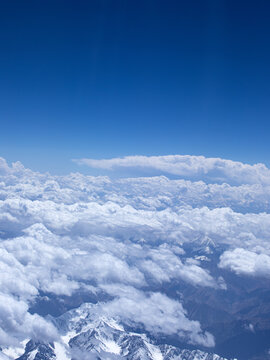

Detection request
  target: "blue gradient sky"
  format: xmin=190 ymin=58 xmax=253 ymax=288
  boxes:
xmin=0 ymin=0 xmax=270 ymax=173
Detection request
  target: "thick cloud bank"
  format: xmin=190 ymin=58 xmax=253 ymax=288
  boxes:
xmin=0 ymin=155 xmax=270 ymax=350
xmin=74 ymin=154 xmax=270 ymax=185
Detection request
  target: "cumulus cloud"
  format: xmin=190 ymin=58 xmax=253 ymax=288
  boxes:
xmin=219 ymin=248 xmax=270 ymax=278
xmin=0 ymin=156 xmax=270 ymax=349
xmin=74 ymin=155 xmax=270 ymax=185
xmin=140 ymin=245 xmax=217 ymax=288
xmin=0 ymin=293 xmax=58 ymax=347
xmin=99 ymin=285 xmax=215 ymax=347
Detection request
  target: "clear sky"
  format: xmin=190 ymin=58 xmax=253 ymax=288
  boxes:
xmin=0 ymin=0 xmax=270 ymax=173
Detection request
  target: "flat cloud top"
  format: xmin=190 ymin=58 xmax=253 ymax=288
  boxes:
xmin=0 ymin=155 xmax=270 ymax=351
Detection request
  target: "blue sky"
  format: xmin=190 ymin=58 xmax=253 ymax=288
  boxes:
xmin=0 ymin=0 xmax=270 ymax=173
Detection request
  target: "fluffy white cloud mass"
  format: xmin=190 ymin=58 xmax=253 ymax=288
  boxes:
xmin=219 ymin=248 xmax=270 ymax=277
xmin=0 ymin=155 xmax=270 ymax=349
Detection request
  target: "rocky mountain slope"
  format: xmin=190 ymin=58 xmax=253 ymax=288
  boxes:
xmin=7 ymin=303 xmax=233 ymax=360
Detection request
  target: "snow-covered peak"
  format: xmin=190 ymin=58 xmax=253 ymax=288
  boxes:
xmin=15 ymin=303 xmax=233 ymax=360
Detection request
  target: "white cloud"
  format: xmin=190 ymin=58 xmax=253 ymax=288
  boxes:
xmin=0 ymin=293 xmax=58 ymax=347
xmin=99 ymin=285 xmax=215 ymax=347
xmin=140 ymin=245 xmax=217 ymax=288
xmin=219 ymin=248 xmax=270 ymax=277
xmin=74 ymin=155 xmax=270 ymax=185
xmin=1 ymin=155 xmax=270 ymax=348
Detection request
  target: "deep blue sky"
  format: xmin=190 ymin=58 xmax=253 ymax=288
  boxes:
xmin=0 ymin=0 xmax=270 ymax=173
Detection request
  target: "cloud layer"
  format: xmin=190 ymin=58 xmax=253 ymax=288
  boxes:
xmin=0 ymin=155 xmax=270 ymax=350
xmin=74 ymin=154 xmax=270 ymax=185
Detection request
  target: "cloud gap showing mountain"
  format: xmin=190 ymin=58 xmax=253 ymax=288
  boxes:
xmin=0 ymin=155 xmax=270 ymax=360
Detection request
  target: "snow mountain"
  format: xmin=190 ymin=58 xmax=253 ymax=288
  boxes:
xmin=11 ymin=303 xmax=234 ymax=360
